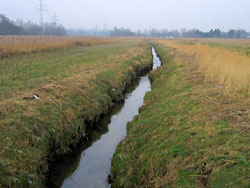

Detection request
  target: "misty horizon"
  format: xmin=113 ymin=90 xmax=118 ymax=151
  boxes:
xmin=1 ymin=0 xmax=250 ymax=32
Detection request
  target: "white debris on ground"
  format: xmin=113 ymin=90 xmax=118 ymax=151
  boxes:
xmin=33 ymin=94 xmax=40 ymax=100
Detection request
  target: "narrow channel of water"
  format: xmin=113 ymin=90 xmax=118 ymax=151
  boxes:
xmin=47 ymin=47 xmax=161 ymax=188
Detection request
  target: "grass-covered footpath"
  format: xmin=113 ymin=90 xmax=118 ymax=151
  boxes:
xmin=111 ymin=43 xmax=250 ymax=187
xmin=0 ymin=39 xmax=152 ymax=187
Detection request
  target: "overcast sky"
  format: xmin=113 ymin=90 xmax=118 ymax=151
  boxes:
xmin=1 ymin=0 xmax=250 ymax=31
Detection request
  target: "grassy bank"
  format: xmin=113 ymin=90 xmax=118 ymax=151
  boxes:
xmin=111 ymin=42 xmax=249 ymax=187
xmin=0 ymin=38 xmax=152 ymax=187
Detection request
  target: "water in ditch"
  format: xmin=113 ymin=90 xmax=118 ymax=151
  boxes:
xmin=47 ymin=47 xmax=161 ymax=188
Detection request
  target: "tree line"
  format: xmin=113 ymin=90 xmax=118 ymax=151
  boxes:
xmin=0 ymin=14 xmax=249 ymax=38
xmin=110 ymin=28 xmax=250 ymax=38
xmin=0 ymin=14 xmax=66 ymax=35
xmin=68 ymin=27 xmax=250 ymax=38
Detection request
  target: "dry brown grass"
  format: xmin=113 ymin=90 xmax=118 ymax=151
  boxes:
xmin=158 ymin=39 xmax=250 ymax=94
xmin=166 ymin=43 xmax=250 ymax=134
xmin=0 ymin=36 xmax=115 ymax=58
xmin=174 ymin=38 xmax=250 ymax=47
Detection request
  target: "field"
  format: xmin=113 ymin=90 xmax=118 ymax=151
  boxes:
xmin=0 ymin=36 xmax=249 ymax=187
xmin=0 ymin=37 xmax=152 ymax=187
xmin=160 ymin=39 xmax=250 ymax=94
xmin=111 ymin=39 xmax=250 ymax=187
xmin=0 ymin=36 xmax=114 ymax=58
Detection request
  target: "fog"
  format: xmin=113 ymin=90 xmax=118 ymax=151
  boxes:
xmin=1 ymin=0 xmax=250 ymax=31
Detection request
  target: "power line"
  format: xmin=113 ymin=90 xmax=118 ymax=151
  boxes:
xmin=52 ymin=13 xmax=59 ymax=24
xmin=51 ymin=13 xmax=60 ymax=35
xmin=35 ymin=0 xmax=47 ymax=25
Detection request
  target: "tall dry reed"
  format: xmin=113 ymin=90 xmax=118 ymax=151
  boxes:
xmin=0 ymin=36 xmax=114 ymax=58
xmin=159 ymin=40 xmax=250 ymax=94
